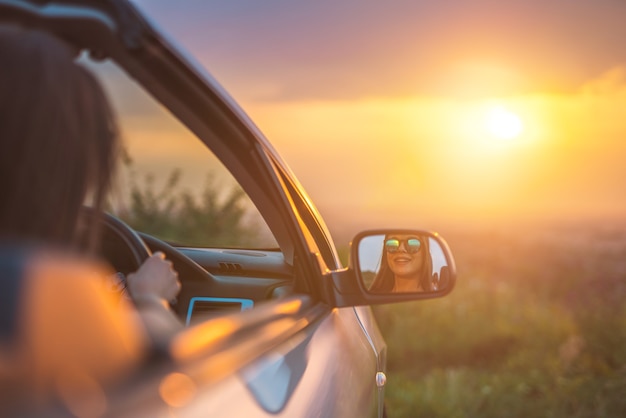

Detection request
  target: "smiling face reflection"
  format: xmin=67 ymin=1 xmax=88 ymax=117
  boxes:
xmin=385 ymin=235 xmax=426 ymax=292
xmin=367 ymin=233 xmax=434 ymax=294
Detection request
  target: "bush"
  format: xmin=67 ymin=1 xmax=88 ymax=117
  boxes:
xmin=113 ymin=167 xmax=263 ymax=247
xmin=370 ymin=225 xmax=626 ymax=417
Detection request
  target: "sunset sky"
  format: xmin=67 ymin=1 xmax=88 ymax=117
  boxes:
xmin=130 ymin=0 xmax=626 ymax=237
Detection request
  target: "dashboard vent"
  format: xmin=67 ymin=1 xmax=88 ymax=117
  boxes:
xmin=218 ymin=262 xmax=243 ymax=272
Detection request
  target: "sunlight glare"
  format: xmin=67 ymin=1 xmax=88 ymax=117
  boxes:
xmin=485 ymin=106 xmax=524 ymax=140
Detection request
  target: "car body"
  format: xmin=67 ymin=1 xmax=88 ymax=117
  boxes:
xmin=0 ymin=1 xmax=456 ymax=417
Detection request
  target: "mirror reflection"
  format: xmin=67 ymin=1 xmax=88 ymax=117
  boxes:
xmin=358 ymin=232 xmax=451 ymax=294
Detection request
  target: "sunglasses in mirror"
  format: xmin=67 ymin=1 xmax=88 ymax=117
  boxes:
xmin=385 ymin=238 xmax=422 ymax=254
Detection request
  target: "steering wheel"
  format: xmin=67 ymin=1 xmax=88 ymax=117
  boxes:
xmin=80 ymin=207 xmax=151 ymax=274
xmin=81 ymin=208 xmax=220 ymax=320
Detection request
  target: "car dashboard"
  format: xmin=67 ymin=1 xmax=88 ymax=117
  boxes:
xmin=176 ymin=247 xmax=294 ymax=324
xmin=140 ymin=234 xmax=293 ymax=325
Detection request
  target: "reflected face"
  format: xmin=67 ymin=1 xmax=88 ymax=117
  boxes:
xmin=385 ymin=234 xmax=424 ymax=279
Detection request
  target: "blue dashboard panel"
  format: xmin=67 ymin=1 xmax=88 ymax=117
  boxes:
xmin=186 ymin=296 xmax=254 ymax=325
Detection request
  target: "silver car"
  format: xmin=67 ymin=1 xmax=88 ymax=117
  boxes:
xmin=0 ymin=1 xmax=456 ymax=417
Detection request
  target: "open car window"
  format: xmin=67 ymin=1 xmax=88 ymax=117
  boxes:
xmin=81 ymin=57 xmax=278 ymax=249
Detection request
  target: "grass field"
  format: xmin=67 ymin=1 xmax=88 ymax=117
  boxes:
xmin=367 ymin=223 xmax=626 ymax=417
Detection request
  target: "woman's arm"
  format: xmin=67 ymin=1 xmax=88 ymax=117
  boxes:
xmin=126 ymin=252 xmax=182 ymax=340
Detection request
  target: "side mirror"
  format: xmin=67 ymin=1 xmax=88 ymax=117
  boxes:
xmin=326 ymin=229 xmax=456 ymax=307
xmin=356 ymin=230 xmax=453 ymax=294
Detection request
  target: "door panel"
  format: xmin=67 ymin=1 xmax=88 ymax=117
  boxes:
xmin=154 ymin=307 xmax=378 ymax=418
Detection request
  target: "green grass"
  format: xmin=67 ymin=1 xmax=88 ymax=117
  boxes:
xmin=355 ymin=224 xmax=626 ymax=417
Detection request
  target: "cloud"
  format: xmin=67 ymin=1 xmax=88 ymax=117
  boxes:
xmin=580 ymin=66 xmax=626 ymax=95
xmin=130 ymin=0 xmax=626 ymax=101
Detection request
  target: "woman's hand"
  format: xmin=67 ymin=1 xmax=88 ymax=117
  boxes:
xmin=126 ymin=252 xmax=181 ymax=305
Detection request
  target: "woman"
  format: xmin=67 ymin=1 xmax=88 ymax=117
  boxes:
xmin=0 ymin=25 xmax=181 ymax=410
xmin=369 ymin=234 xmax=433 ymax=293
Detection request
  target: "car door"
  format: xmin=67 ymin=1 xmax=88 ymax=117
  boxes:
xmin=87 ymin=51 xmax=383 ymax=416
xmin=84 ymin=12 xmax=383 ymax=416
xmin=0 ymin=1 xmax=398 ymax=416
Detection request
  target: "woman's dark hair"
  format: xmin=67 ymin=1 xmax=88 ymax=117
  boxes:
xmin=0 ymin=26 xmax=119 ymax=247
xmin=369 ymin=235 xmax=433 ymax=293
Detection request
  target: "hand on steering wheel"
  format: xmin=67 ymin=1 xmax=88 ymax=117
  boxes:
xmin=81 ymin=208 xmax=181 ymax=308
xmin=127 ymin=251 xmax=181 ymax=305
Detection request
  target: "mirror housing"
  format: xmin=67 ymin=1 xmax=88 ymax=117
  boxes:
xmin=325 ymin=229 xmax=456 ymax=307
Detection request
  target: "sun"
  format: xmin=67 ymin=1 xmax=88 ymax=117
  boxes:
xmin=485 ymin=106 xmax=524 ymax=140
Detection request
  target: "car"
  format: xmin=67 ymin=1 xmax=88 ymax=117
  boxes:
xmin=0 ymin=1 xmax=456 ymax=417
